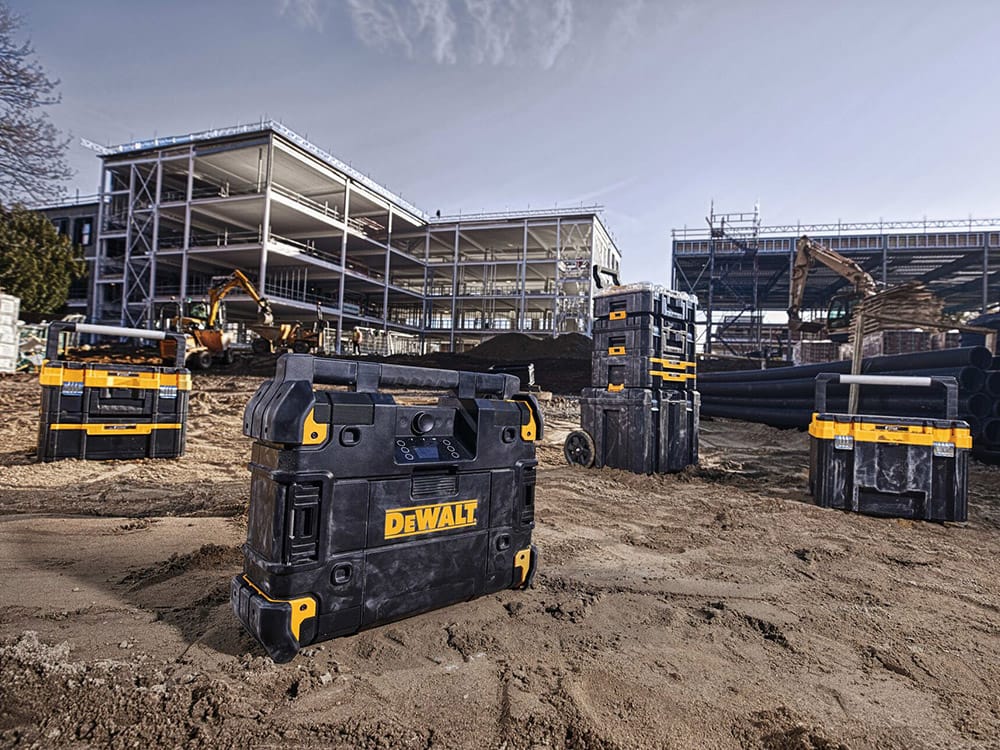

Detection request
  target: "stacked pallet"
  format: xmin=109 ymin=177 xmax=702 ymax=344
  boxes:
xmin=851 ymin=282 xmax=945 ymax=339
xmin=0 ymin=293 xmax=18 ymax=374
xmin=568 ymin=284 xmax=699 ymax=474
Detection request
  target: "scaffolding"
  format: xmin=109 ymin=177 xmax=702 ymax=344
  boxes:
xmin=674 ymin=208 xmax=1000 ymax=357
xmin=84 ymin=121 xmax=619 ymax=353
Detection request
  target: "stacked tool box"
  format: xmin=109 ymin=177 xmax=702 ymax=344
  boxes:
xmin=37 ymin=322 xmax=191 ymax=461
xmin=570 ymin=284 xmax=699 ymax=474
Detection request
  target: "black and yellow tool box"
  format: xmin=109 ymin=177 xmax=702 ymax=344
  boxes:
xmin=565 ymin=388 xmax=699 ymax=474
xmin=593 ymin=285 xmax=697 ymax=324
xmin=592 ymin=326 xmax=695 ymax=360
xmin=592 ymin=310 xmax=693 ymax=334
xmin=592 ymin=352 xmax=696 ymax=392
xmin=231 ymin=355 xmax=543 ymax=663
xmin=808 ymin=373 xmax=970 ymax=522
xmin=37 ymin=322 xmax=190 ymax=462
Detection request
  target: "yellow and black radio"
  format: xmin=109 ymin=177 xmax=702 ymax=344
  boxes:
xmin=232 ymin=355 xmax=542 ymax=663
xmin=809 ymin=373 xmax=970 ymax=522
xmin=37 ymin=322 xmax=190 ymax=462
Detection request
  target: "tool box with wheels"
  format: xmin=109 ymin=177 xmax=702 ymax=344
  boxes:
xmin=232 ymin=355 xmax=543 ymax=663
xmin=566 ymin=388 xmax=699 ymax=474
xmin=808 ymin=373 xmax=970 ymax=522
xmin=567 ymin=282 xmax=700 ymax=475
xmin=37 ymin=322 xmax=190 ymax=462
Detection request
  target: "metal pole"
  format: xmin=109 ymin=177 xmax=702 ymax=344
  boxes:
xmin=706 ymin=236 xmax=715 ymax=355
xmin=983 ymin=237 xmax=990 ymax=314
xmin=848 ymin=310 xmax=865 ymax=414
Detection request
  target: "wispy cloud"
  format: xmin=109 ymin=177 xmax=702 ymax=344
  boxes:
xmin=561 ymin=176 xmax=640 ymax=206
xmin=337 ymin=0 xmax=575 ymax=69
xmin=276 ymin=0 xmax=326 ymax=30
xmin=608 ymin=0 xmax=644 ymax=41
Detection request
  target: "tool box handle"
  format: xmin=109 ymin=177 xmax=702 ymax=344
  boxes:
xmin=813 ymin=372 xmax=959 ymax=419
xmin=276 ymin=353 xmax=520 ymax=399
xmin=45 ymin=321 xmax=187 ymax=368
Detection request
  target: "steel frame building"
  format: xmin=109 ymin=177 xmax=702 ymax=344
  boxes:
xmin=672 ymin=207 xmax=1000 ymax=356
xmin=83 ymin=121 xmax=618 ymax=353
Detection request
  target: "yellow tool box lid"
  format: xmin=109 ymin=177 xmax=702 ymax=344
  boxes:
xmin=809 ymin=413 xmax=972 ymax=449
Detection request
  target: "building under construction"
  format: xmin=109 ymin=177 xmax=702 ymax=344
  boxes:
xmin=76 ymin=121 xmax=619 ymax=353
xmin=672 ymin=206 xmax=1000 ymax=358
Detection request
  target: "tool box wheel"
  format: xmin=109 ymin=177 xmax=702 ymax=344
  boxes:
xmin=292 ymin=340 xmax=312 ymax=354
xmin=564 ymin=430 xmax=595 ymax=468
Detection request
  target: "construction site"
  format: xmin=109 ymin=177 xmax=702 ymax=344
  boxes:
xmin=62 ymin=121 xmax=619 ymax=359
xmin=3 ymin=130 xmax=1000 ymax=749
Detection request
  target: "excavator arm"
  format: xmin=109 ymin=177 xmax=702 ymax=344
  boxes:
xmin=787 ymin=235 xmax=878 ymax=332
xmin=206 ymin=270 xmax=273 ymax=326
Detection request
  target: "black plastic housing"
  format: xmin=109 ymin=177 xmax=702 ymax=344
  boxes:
xmin=37 ymin=322 xmax=190 ymax=462
xmin=233 ymin=355 xmax=543 ymax=662
xmin=579 ymin=387 xmax=699 ymax=474
xmin=807 ymin=373 xmax=970 ymax=522
xmin=592 ymin=352 xmax=696 ymax=392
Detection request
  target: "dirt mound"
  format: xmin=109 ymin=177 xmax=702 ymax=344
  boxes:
xmin=465 ymin=332 xmax=592 ymax=361
xmin=120 ymin=543 xmax=242 ymax=589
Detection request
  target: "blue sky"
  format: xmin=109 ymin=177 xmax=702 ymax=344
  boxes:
xmin=12 ymin=0 xmax=1000 ymax=282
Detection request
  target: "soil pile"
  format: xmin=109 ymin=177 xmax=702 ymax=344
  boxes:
xmin=465 ymin=332 xmax=592 ymax=361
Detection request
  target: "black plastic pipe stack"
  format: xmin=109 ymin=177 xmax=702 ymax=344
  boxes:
xmin=975 ymin=357 xmax=1000 ymax=464
xmin=699 ymin=347 xmax=1000 ymax=463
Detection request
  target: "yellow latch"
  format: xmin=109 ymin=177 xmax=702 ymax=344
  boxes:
xmin=514 ymin=548 xmax=532 ymax=587
xmin=241 ymin=576 xmax=317 ymax=641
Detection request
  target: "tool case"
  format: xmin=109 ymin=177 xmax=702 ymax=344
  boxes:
xmin=808 ymin=373 xmax=970 ymax=522
xmin=568 ymin=387 xmax=699 ymax=474
xmin=592 ymin=326 xmax=694 ymax=359
xmin=593 ymin=285 xmax=697 ymax=323
xmin=232 ymin=355 xmax=543 ymax=663
xmin=37 ymin=322 xmax=190 ymax=462
xmin=592 ymin=352 xmax=696 ymax=392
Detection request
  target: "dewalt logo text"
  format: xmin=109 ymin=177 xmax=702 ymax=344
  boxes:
xmin=384 ymin=499 xmax=478 ymax=540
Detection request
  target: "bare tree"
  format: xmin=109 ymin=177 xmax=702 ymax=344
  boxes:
xmin=0 ymin=3 xmax=70 ymax=203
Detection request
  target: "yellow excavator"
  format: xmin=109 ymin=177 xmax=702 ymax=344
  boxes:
xmin=159 ymin=270 xmax=273 ymax=369
xmin=787 ymin=235 xmax=882 ymax=340
xmin=159 ymin=269 xmax=326 ymax=368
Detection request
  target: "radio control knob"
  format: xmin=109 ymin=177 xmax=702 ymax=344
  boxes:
xmin=411 ymin=412 xmax=435 ymax=434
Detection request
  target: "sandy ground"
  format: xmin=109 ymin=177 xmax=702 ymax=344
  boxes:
xmin=2 ymin=372 xmax=1000 ymax=749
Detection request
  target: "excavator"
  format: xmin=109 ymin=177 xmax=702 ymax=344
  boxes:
xmin=787 ymin=235 xmax=882 ymax=340
xmin=787 ymin=234 xmax=996 ymax=411
xmin=249 ymin=306 xmax=325 ymax=357
xmin=159 ymin=269 xmax=324 ymax=369
xmin=159 ymin=270 xmax=273 ymax=369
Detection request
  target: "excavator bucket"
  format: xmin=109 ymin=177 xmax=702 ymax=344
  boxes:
xmin=193 ymin=329 xmax=225 ymax=354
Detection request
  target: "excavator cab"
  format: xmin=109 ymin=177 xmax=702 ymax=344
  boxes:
xmin=826 ymin=293 xmax=855 ymax=331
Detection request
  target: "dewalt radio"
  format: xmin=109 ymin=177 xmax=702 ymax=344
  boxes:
xmin=232 ymin=354 xmax=543 ymax=663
